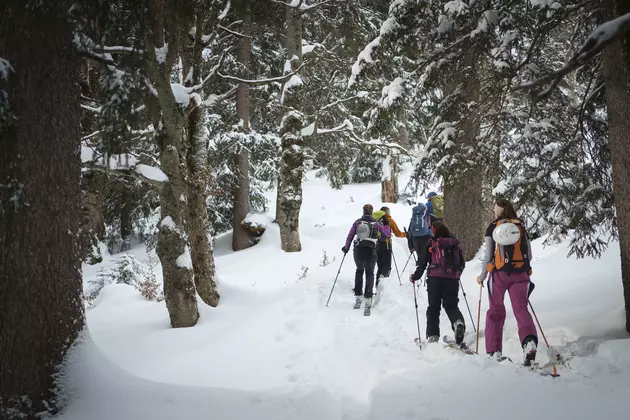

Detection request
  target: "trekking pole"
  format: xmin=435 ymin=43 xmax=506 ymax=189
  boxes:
xmin=475 ymin=283 xmax=483 ymax=354
xmin=325 ymin=253 xmax=347 ymax=307
xmin=529 ymin=300 xmax=560 ymax=377
xmin=401 ymin=251 xmax=414 ymax=274
xmin=391 ymin=249 xmax=402 ymax=286
xmin=459 ymin=280 xmax=476 ymax=332
xmin=412 ymin=279 xmax=422 ymax=348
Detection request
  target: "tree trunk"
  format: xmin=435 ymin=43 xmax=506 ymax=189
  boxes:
xmin=186 ymin=105 xmax=220 ymax=307
xmin=146 ymin=0 xmax=199 ymax=327
xmin=381 ymin=154 xmax=399 ymax=203
xmin=277 ymin=2 xmax=304 ymax=252
xmin=443 ymin=49 xmax=484 ymax=261
xmin=602 ymin=0 xmax=630 ymax=334
xmin=0 ymin=2 xmax=85 ymax=417
xmin=233 ymin=0 xmax=253 ymax=251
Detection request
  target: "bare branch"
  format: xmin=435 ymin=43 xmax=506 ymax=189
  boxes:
xmin=218 ymin=24 xmax=252 ymax=39
xmin=81 ymin=104 xmax=102 ymax=113
xmin=217 ymin=60 xmax=309 ymax=85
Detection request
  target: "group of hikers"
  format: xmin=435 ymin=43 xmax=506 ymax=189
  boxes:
xmin=342 ymin=194 xmax=539 ymax=366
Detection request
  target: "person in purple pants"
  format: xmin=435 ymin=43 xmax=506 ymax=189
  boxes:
xmin=477 ymin=198 xmax=538 ymax=366
xmin=342 ymin=204 xmax=391 ymax=310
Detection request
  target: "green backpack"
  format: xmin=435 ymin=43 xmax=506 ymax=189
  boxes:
xmin=430 ymin=195 xmax=444 ymax=219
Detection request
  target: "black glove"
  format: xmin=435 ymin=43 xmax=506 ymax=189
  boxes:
xmin=342 ymin=246 xmax=348 ymax=254
xmin=409 ymin=274 xmax=416 ymax=283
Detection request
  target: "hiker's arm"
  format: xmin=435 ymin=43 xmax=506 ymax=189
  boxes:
xmin=479 ymin=236 xmax=494 ymax=280
xmin=344 ymin=222 xmax=357 ymax=249
xmin=390 ymin=219 xmax=406 ymax=238
xmin=411 ymin=243 xmax=431 ymax=280
xmin=375 ymin=223 xmax=391 ymax=237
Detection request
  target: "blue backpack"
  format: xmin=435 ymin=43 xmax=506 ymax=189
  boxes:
xmin=411 ymin=203 xmax=431 ymax=237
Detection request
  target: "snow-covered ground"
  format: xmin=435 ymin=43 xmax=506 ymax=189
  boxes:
xmin=60 ymin=170 xmax=630 ymax=420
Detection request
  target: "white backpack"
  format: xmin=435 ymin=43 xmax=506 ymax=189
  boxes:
xmin=356 ymin=220 xmax=378 ymax=249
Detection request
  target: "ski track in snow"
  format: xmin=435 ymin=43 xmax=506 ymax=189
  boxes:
xmin=62 ymin=168 xmax=630 ymax=420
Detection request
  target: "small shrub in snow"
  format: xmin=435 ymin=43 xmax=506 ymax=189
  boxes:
xmin=297 ymin=265 xmax=309 ymax=281
xmin=86 ymin=253 xmax=163 ymax=307
xmin=319 ymin=250 xmax=336 ymax=267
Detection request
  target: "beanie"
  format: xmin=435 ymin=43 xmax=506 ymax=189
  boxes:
xmin=362 ymin=204 xmax=373 ymax=216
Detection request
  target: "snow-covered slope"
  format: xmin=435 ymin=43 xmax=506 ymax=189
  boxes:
xmin=60 ymin=170 xmax=630 ymax=420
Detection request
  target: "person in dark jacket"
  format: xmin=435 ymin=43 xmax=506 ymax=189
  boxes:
xmin=342 ymin=204 xmax=390 ymax=309
xmin=407 ymin=201 xmax=435 ymax=267
xmin=410 ymin=220 xmax=466 ymax=344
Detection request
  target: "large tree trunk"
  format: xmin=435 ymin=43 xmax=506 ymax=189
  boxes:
xmin=147 ymin=1 xmax=199 ymax=327
xmin=0 ymin=2 xmax=85 ymax=417
xmin=186 ymin=105 xmax=220 ymax=307
xmin=602 ymin=0 xmax=630 ymax=334
xmin=277 ymin=2 xmax=304 ymax=252
xmin=443 ymin=48 xmax=484 ymax=261
xmin=233 ymin=0 xmax=253 ymax=251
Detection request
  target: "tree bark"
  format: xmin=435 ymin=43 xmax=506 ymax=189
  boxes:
xmin=443 ymin=48 xmax=484 ymax=261
xmin=277 ymin=2 xmax=305 ymax=252
xmin=233 ymin=0 xmax=253 ymax=251
xmin=0 ymin=2 xmax=85 ymax=417
xmin=381 ymin=154 xmax=399 ymax=203
xmin=186 ymin=105 xmax=220 ymax=307
xmin=602 ymin=0 xmax=630 ymax=334
xmin=146 ymin=0 xmax=199 ymax=327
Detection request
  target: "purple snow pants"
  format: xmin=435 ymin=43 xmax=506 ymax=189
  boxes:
xmin=485 ymin=271 xmax=537 ymax=354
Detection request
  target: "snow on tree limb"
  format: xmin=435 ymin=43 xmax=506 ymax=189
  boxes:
xmin=186 ymin=55 xmax=225 ymax=94
xmin=218 ymin=60 xmax=309 ymax=85
xmin=0 ymin=58 xmax=12 ymax=80
xmin=271 ymin=0 xmax=334 ymax=11
xmin=218 ymin=24 xmax=252 ymax=39
xmin=513 ymin=12 xmax=630 ymax=99
xmin=349 ymin=0 xmax=415 ymax=87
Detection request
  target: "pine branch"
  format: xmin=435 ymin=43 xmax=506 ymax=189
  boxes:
xmin=512 ymin=12 xmax=630 ymax=99
xmin=187 ymin=54 xmax=226 ymax=94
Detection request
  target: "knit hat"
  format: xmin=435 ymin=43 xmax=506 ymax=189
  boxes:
xmin=426 ymin=191 xmax=438 ymax=199
xmin=380 ymin=206 xmax=390 ymax=215
xmin=362 ymin=204 xmax=373 ymax=216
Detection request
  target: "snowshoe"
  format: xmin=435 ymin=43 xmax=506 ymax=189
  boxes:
xmin=489 ymin=351 xmax=512 ymax=363
xmin=427 ymin=335 xmax=439 ymax=343
xmin=353 ymin=296 xmax=362 ymax=309
xmin=442 ymin=335 xmax=475 ymax=355
xmin=363 ymin=298 xmax=372 ymax=316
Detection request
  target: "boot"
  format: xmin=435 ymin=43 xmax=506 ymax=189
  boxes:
xmin=453 ymin=319 xmax=465 ymax=345
xmin=427 ymin=335 xmax=439 ymax=343
xmin=523 ymin=336 xmax=537 ymax=366
xmin=353 ymin=296 xmax=362 ymax=309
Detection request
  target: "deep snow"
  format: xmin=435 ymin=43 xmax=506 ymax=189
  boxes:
xmin=60 ymin=169 xmax=630 ymax=420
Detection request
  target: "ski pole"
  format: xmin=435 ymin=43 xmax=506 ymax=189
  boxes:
xmin=412 ymin=279 xmax=422 ymax=347
xmin=529 ymin=300 xmax=560 ymax=377
xmin=475 ymin=283 xmax=483 ymax=354
xmin=391 ymin=248 xmax=402 ymax=286
xmin=459 ymin=280 xmax=476 ymax=332
xmin=325 ymin=253 xmax=347 ymax=307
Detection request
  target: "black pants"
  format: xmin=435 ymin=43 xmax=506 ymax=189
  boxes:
xmin=354 ymin=247 xmax=376 ymax=298
xmin=426 ymin=276 xmax=465 ymax=338
xmin=412 ymin=236 xmax=431 ymax=266
xmin=375 ymin=241 xmax=392 ymax=283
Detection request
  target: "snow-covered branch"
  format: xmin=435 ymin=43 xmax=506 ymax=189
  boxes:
xmin=271 ymin=0 xmax=333 ymax=11
xmin=218 ymin=60 xmax=309 ymax=85
xmin=513 ymin=12 xmax=630 ymax=99
xmin=187 ymin=55 xmax=225 ymax=94
xmin=81 ymin=104 xmax=103 ymax=113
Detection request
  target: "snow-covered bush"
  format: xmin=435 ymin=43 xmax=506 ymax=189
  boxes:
xmin=86 ymin=253 xmax=162 ymax=307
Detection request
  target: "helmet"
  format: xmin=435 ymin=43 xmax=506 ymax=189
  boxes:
xmin=492 ymin=222 xmax=521 ymax=246
xmin=380 ymin=206 xmax=390 ymax=215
